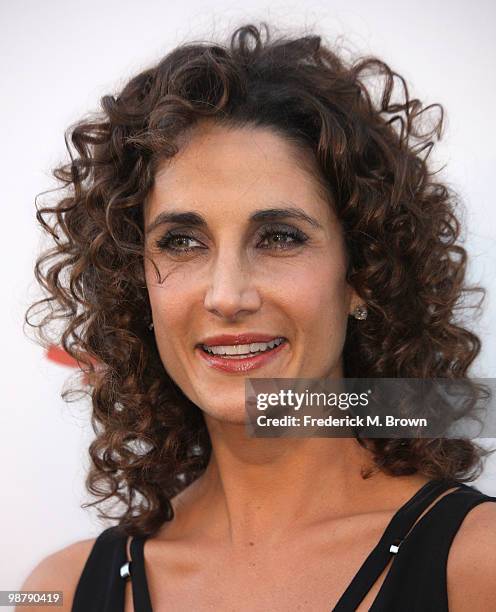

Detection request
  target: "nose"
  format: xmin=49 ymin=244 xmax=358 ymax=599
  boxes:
xmin=203 ymin=249 xmax=262 ymax=320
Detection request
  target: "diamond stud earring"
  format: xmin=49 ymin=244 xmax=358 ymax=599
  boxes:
xmin=352 ymin=304 xmax=368 ymax=320
xmin=148 ymin=320 xmax=154 ymax=331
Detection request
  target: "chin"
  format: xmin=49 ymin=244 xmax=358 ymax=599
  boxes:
xmin=202 ymin=405 xmax=249 ymax=426
xmin=218 ymin=413 xmax=248 ymax=426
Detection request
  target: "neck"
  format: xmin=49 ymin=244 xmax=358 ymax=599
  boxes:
xmin=169 ymin=418 xmax=428 ymax=549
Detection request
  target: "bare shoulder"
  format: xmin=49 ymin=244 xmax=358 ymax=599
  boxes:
xmin=447 ymin=499 xmax=496 ymax=612
xmin=16 ymin=537 xmax=96 ymax=612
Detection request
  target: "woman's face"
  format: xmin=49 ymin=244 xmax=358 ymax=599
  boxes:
xmin=144 ymin=121 xmax=360 ymax=424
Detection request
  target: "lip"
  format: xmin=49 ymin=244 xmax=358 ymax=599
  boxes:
xmin=195 ymin=338 xmax=288 ymax=373
xmin=198 ymin=333 xmax=285 ymax=347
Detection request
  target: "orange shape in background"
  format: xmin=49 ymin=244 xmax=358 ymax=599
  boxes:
xmin=45 ymin=344 xmax=101 ymax=386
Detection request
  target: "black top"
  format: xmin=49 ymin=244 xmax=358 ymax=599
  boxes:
xmin=72 ymin=478 xmax=496 ymax=611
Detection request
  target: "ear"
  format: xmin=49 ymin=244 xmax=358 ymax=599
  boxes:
xmin=347 ymin=285 xmax=362 ymax=316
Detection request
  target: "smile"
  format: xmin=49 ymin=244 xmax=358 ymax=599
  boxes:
xmin=196 ymin=337 xmax=288 ymax=373
xmin=201 ymin=337 xmax=285 ymax=357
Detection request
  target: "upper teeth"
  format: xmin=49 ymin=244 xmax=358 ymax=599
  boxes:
xmin=202 ymin=338 xmax=284 ymax=356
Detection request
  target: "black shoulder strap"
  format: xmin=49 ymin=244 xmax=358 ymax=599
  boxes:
xmin=130 ymin=536 xmax=153 ymax=612
xmin=370 ymin=482 xmax=496 ymax=611
xmin=72 ymin=526 xmax=127 ymax=612
xmin=130 ymin=535 xmax=153 ymax=612
xmin=332 ymin=478 xmax=462 ymax=611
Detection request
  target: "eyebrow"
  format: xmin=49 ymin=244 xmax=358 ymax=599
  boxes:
xmin=145 ymin=206 xmax=323 ymax=234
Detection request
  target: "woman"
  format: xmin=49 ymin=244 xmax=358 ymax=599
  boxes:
xmin=21 ymin=22 xmax=496 ymax=611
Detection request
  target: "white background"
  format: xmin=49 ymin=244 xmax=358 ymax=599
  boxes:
xmin=1 ymin=0 xmax=495 ymax=595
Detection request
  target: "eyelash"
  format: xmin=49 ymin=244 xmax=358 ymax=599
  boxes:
xmin=154 ymin=225 xmax=309 ymax=253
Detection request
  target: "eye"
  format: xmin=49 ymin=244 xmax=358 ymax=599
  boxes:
xmin=257 ymin=225 xmax=309 ymax=250
xmin=154 ymin=231 xmax=205 ymax=253
xmin=152 ymin=224 xmax=309 ymax=254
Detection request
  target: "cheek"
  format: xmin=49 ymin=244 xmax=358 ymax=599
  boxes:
xmin=145 ymin=265 xmax=197 ymax=347
xmin=281 ymin=260 xmax=350 ymax=363
xmin=282 ymin=260 xmax=349 ymax=320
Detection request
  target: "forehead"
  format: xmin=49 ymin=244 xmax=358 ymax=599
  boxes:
xmin=145 ymin=121 xmax=334 ymax=226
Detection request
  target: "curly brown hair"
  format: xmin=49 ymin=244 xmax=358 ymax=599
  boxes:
xmin=25 ymin=22 xmax=493 ymax=537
